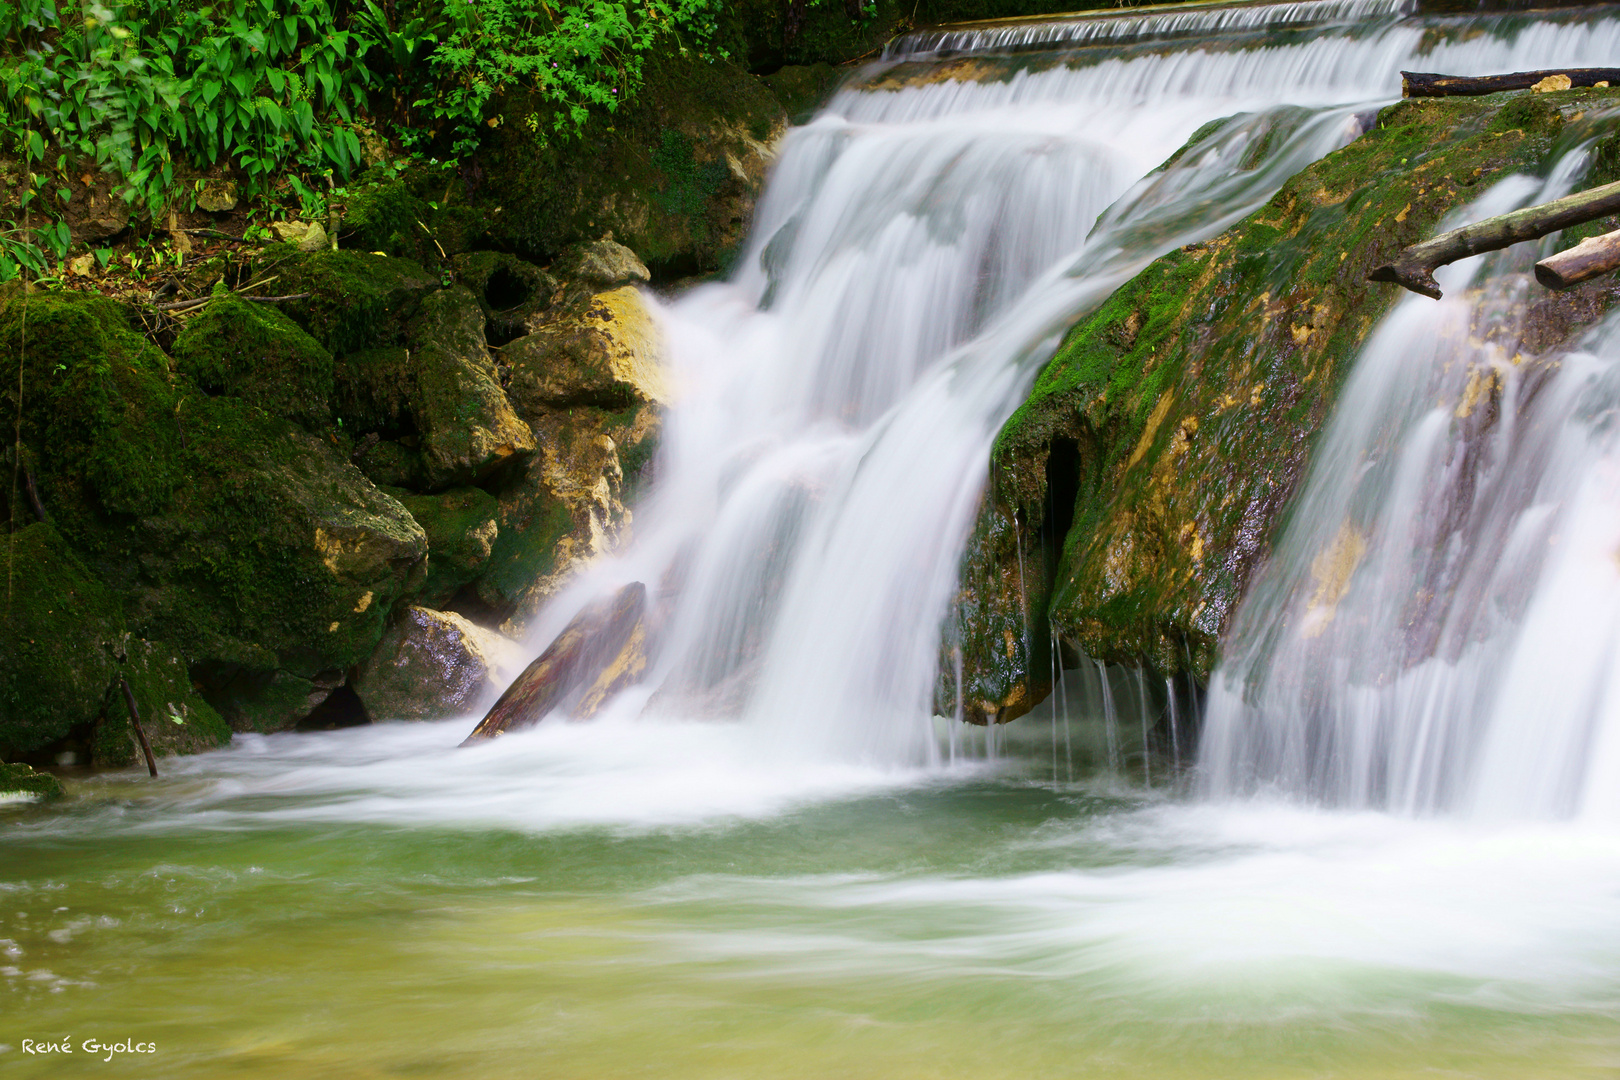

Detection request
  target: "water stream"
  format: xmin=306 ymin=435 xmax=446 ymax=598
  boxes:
xmin=8 ymin=3 xmax=1620 ymax=1075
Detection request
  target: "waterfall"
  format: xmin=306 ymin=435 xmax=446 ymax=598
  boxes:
xmin=1201 ymin=152 xmax=1620 ymax=822
xmin=525 ymin=1 xmax=1620 ymax=770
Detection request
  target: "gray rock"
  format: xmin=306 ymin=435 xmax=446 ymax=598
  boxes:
xmin=355 ymin=607 xmax=524 ymax=720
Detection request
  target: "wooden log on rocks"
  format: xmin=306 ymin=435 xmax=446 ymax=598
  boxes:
xmin=460 ymin=581 xmax=647 ymax=744
xmin=1401 ymin=68 xmax=1620 ymax=98
xmin=1534 ymin=227 xmax=1620 ymax=290
xmin=1369 ymin=179 xmax=1620 ymax=299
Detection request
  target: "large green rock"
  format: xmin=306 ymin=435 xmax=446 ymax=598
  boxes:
xmin=0 ymin=291 xmax=429 ymax=734
xmin=268 ymin=250 xmax=440 ymax=356
xmin=95 ymin=637 xmax=233 ymax=764
xmin=398 ymin=486 xmax=500 ymax=607
xmin=950 ymin=87 xmax=1620 ymax=717
xmin=0 ymin=523 xmax=122 ymax=758
xmin=171 ymin=294 xmax=335 ymax=428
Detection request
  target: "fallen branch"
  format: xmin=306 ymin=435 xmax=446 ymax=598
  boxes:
xmin=1535 ymin=227 xmax=1620 ymax=290
xmin=461 ymin=582 xmax=647 ymax=744
xmin=1368 ymin=179 xmax=1620 ymax=299
xmin=119 ymin=677 xmax=159 ymax=778
xmin=21 ymin=460 xmax=48 ymax=524
xmin=1402 ymin=68 xmax=1620 ymax=98
xmin=150 ymin=292 xmax=310 ymax=313
xmin=178 ymin=228 xmax=257 ymax=244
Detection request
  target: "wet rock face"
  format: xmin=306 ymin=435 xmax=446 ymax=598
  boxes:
xmin=951 ymin=87 xmax=1620 ymax=713
xmin=354 ymin=606 xmax=524 ymax=720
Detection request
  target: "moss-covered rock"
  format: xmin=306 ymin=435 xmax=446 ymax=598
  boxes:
xmin=398 ymin=486 xmax=500 ymax=606
xmin=480 ymin=49 xmax=786 ymax=276
xmin=268 ymin=250 xmax=440 ymax=356
xmin=408 ymin=286 xmax=538 ymax=489
xmin=0 ymin=523 xmax=123 ymax=758
xmin=0 ymin=291 xmax=430 ymax=733
xmin=505 ymin=286 xmax=668 ymax=412
xmin=953 ymin=87 xmax=1620 ymax=715
xmin=0 ymin=761 xmax=64 ymax=801
xmin=171 ymin=294 xmax=335 ymax=428
xmin=96 ymin=638 xmax=232 ymax=762
xmin=761 ymin=63 xmax=845 ymax=124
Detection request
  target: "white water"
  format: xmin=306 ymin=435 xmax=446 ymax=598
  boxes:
xmin=524 ymin=0 xmax=1620 ymax=777
xmin=1201 ymin=157 xmax=1620 ymax=821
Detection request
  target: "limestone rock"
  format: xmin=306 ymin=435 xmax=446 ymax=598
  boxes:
xmin=195 ymin=178 xmax=239 ymax=213
xmin=408 ymin=286 xmax=537 ymax=488
xmin=271 ymin=250 xmax=440 ymax=357
xmin=356 ymin=606 xmax=524 ymax=720
xmin=272 ymin=219 xmax=330 ymax=251
xmin=553 ymin=238 xmax=651 ymax=292
xmin=481 ymin=404 xmax=661 ymax=635
xmin=505 ymin=287 xmax=668 ymax=412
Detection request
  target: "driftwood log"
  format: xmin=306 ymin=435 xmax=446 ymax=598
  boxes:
xmin=1368 ymin=179 xmax=1620 ymax=299
xmin=1402 ymin=69 xmax=1620 ymax=98
xmin=461 ymin=582 xmax=647 ymax=744
xmin=1535 ymin=227 xmax=1620 ymax=290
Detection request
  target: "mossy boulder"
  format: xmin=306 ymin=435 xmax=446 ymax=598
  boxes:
xmin=171 ymin=294 xmax=335 ymax=428
xmin=0 ymin=523 xmax=123 ymax=758
xmin=398 ymin=486 xmax=500 ymax=606
xmin=268 ymin=250 xmax=440 ymax=356
xmin=0 ymin=291 xmax=430 ymax=733
xmin=95 ymin=637 xmax=232 ymax=764
xmin=480 ymin=49 xmax=786 ymax=276
xmin=407 ymin=286 xmax=538 ymax=489
xmin=0 ymin=761 xmax=63 ymax=801
xmin=761 ymin=63 xmax=845 ymax=124
xmin=505 ymin=286 xmax=668 ymax=412
xmin=952 ymin=87 xmax=1620 ymax=715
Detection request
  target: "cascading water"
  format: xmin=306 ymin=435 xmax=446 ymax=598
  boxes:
xmin=530 ymin=0 xmax=1620 ymax=775
xmin=10 ymin=7 xmax=1620 ymax=1077
xmin=1201 ymin=156 xmax=1620 ymax=821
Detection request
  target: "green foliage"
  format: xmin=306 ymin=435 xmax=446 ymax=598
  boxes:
xmin=0 ymin=0 xmax=380 ymax=219
xmin=417 ymin=0 xmax=731 ymax=155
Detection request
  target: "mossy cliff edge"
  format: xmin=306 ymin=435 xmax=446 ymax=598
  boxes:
xmin=948 ymin=86 xmax=1620 ymax=723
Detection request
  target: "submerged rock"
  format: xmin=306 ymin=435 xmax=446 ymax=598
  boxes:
xmin=0 ymin=761 xmax=63 ymax=802
xmin=355 ymin=606 xmax=524 ymax=720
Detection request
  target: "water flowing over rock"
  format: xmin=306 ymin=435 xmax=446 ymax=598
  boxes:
xmin=356 ymin=607 xmax=525 ymax=721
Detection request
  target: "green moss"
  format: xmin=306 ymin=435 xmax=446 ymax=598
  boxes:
xmin=333 ymin=346 xmax=416 ymax=435
xmin=342 ymin=179 xmax=431 ymax=258
xmin=0 ymin=761 xmax=64 ymax=801
xmin=399 ymin=486 xmax=499 ymax=605
xmin=267 ymin=250 xmax=440 ymax=356
xmin=171 ymin=295 xmax=335 ymax=428
xmin=111 ymin=638 xmax=232 ymax=758
xmin=0 ymin=523 xmax=123 ymax=758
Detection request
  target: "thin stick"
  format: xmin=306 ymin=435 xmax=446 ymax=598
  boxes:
xmin=21 ymin=458 xmax=48 ymax=523
xmin=119 ymin=676 xmax=159 ymax=778
xmin=150 ymin=292 xmax=310 ymax=313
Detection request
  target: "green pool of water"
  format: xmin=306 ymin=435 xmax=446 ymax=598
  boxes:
xmin=4 ymin=718 xmax=1617 ymax=1078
